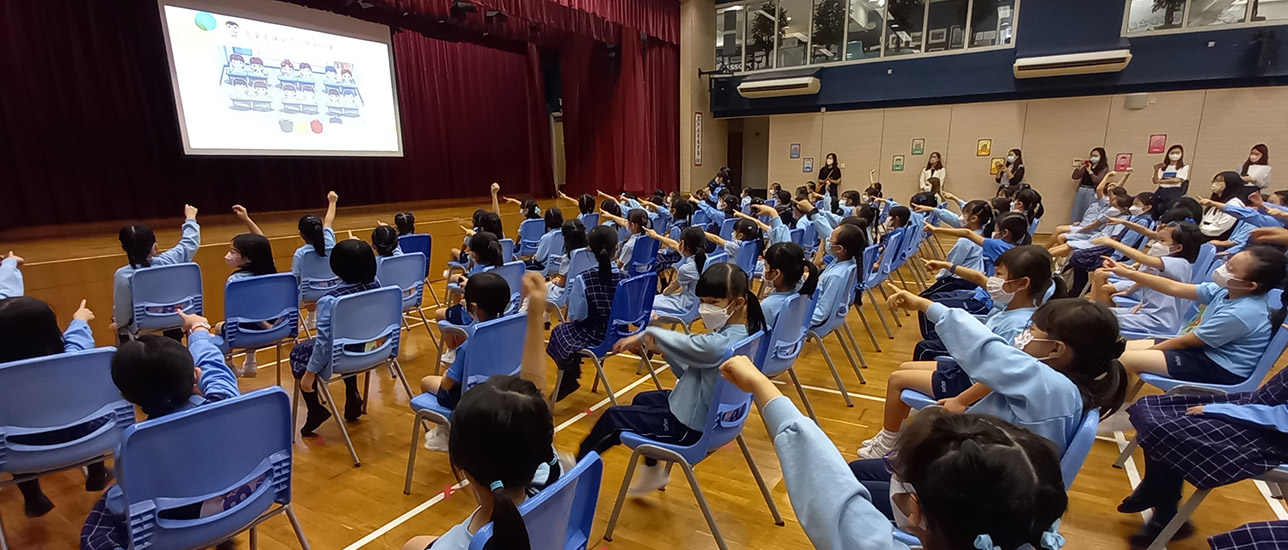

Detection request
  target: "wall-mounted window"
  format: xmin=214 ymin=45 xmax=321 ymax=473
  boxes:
xmin=1124 ymin=0 xmax=1288 ymax=35
xmin=715 ymin=0 xmax=1020 ymax=74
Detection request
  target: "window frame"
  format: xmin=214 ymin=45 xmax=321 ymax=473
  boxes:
xmin=1120 ymin=0 xmax=1281 ymax=37
xmin=718 ymin=0 xmax=1022 ymax=76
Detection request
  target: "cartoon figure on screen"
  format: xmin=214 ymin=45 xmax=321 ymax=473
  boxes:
xmin=340 ymin=68 xmax=355 ymax=84
xmin=297 ymin=62 xmax=313 ymax=81
xmin=251 ymin=80 xmax=271 ymax=111
xmin=326 ymin=88 xmax=344 ymax=117
xmin=249 ymin=57 xmax=265 ymax=75
xmin=324 ymin=66 xmax=338 ymax=82
xmin=228 ymin=53 xmax=246 ymax=75
xmin=281 ymin=83 xmax=300 ymax=113
xmin=230 ymin=78 xmax=252 ymax=110
xmin=224 ymin=20 xmax=239 ymax=39
xmin=280 ymin=59 xmax=295 ymax=80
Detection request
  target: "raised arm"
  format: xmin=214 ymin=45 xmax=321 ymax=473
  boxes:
xmin=734 ymin=209 xmax=771 ymax=231
xmin=519 ymin=273 xmax=548 ymax=392
xmin=0 ymin=253 xmax=24 ymax=299
xmin=923 ymin=259 xmax=987 ymax=288
xmin=645 ymin=228 xmax=680 ymax=251
xmin=599 ymin=210 xmax=627 ymax=226
xmin=323 ymin=191 xmax=338 ymax=228
xmin=596 ymin=190 xmax=621 ymax=204
xmin=1092 ymin=236 xmax=1163 ymax=270
xmin=556 ymin=190 xmax=577 ymax=204
xmin=1105 ymin=216 xmax=1162 ymax=243
xmin=1106 ymin=261 xmax=1199 ymax=300
xmin=232 ymin=205 xmax=264 ymax=236
xmin=868 ymin=169 xmax=877 ymax=186
xmin=928 ymin=222 xmax=985 ymax=246
xmin=489 ymin=183 xmax=501 ymax=214
xmin=703 ymin=231 xmax=728 ymax=247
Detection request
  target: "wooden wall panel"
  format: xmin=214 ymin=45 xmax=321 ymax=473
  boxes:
xmin=768 ymin=113 xmax=824 ymax=190
xmin=820 ymin=109 xmax=885 ymax=195
xmin=1103 ymin=90 xmax=1205 ymax=194
xmin=1020 ymin=95 xmax=1114 ymax=228
xmin=946 ymin=101 xmax=1028 ymax=205
xmin=876 ymin=105 xmax=953 ymax=200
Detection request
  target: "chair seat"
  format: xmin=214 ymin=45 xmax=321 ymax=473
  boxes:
xmin=899 ymin=389 xmax=936 ymax=410
xmin=620 ymin=431 xmax=706 ymax=466
xmin=893 ymin=529 xmax=921 ymax=547
xmin=1260 ymin=465 xmax=1288 ymax=483
xmin=409 ymin=392 xmax=453 ymax=420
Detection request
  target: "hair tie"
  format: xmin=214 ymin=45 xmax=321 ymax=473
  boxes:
xmin=973 ymin=534 xmax=1001 ymax=550
xmin=489 ymin=480 xmax=505 ymax=491
xmin=1040 ymin=520 xmax=1066 ymax=550
xmin=549 ymin=456 xmax=561 ymax=467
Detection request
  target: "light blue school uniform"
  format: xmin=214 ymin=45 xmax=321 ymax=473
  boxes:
xmin=622 ymin=198 xmax=644 ymax=212
xmin=533 ymin=229 xmax=560 ymax=264
xmin=112 ymin=220 xmax=202 ymax=332
xmin=62 ymin=318 xmax=95 ymax=352
xmin=291 ymin=226 xmax=338 ymax=283
xmin=227 ymin=270 xmax=256 ymax=283
xmin=934 ymin=207 xmax=963 ymax=228
xmin=1193 ymin=282 xmax=1273 ymax=379
xmin=1112 ymin=255 xmax=1193 ymax=335
xmin=566 ymin=264 xmax=621 ymax=322
xmin=1065 ymin=196 xmax=1110 ymax=242
xmin=983 ymin=306 xmax=1037 ymax=347
xmin=936 ymin=236 xmax=983 ymax=280
xmin=304 ymin=282 xmax=369 ymax=380
xmin=428 ymin=511 xmax=479 ymax=550
xmin=0 ymin=257 xmax=23 ymax=299
xmin=812 ymin=258 xmax=856 ymax=326
xmin=740 ymin=196 xmax=752 ymax=210
xmin=545 ymin=248 xmax=583 ymax=307
xmin=926 ymin=302 xmax=1085 ymax=452
xmin=619 ymin=233 xmax=641 ymax=264
xmin=761 ymin=290 xmax=797 ymax=329
xmin=766 ymin=217 xmax=792 ymax=245
xmin=653 ymin=256 xmax=699 ymax=315
xmin=697 ymin=201 xmax=727 ymax=227
xmin=643 ymin=323 xmax=750 ymax=431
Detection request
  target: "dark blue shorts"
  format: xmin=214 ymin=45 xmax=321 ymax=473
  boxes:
xmin=1164 ymin=348 xmax=1245 ymax=385
xmin=930 ymin=363 xmax=974 ymax=400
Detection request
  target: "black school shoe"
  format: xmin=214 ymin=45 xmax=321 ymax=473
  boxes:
xmin=1128 ymin=518 xmax=1194 ymax=550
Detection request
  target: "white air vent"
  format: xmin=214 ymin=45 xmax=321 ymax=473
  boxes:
xmin=737 ymin=76 xmax=821 ymax=99
xmin=1013 ymin=49 xmax=1132 ymax=79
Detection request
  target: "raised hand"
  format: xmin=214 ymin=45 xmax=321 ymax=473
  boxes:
xmin=720 ymin=355 xmax=770 ymax=394
xmin=5 ymin=251 xmax=24 ymax=267
xmin=232 ymin=205 xmax=249 ymax=219
xmin=184 ymin=204 xmax=199 ymax=219
xmin=885 ymin=282 xmax=932 ymax=312
xmin=73 ymin=299 xmax=94 ymax=323
xmin=490 ymin=183 xmax=500 ymax=194
xmin=520 ymin=272 xmax=547 ymax=303
xmin=1251 ymin=227 xmax=1288 ymax=245
xmin=177 ymin=309 xmax=211 ymax=333
xmin=923 ymin=259 xmax=951 ymax=272
xmin=327 ymin=191 xmax=339 ymax=202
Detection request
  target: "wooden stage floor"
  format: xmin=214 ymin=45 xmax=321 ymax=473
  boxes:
xmin=1 ymin=196 xmax=1282 ymax=550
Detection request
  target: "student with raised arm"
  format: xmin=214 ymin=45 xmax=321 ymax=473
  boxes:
xmin=1113 ymin=246 xmax=1287 ymax=387
xmin=1200 ymin=193 xmax=1282 ymax=255
xmin=647 ymin=226 xmax=706 ymax=318
xmin=598 ymin=207 xmax=650 ymax=270
xmin=1088 ymin=222 xmax=1205 ymax=336
xmin=489 ymin=182 xmax=501 ymax=215
xmin=925 ymin=211 xmax=1029 ymax=281
xmin=719 ymin=356 xmax=1071 ymax=550
xmin=556 ymin=190 xmax=597 ymax=222
xmin=291 ymin=192 xmax=339 ymax=329
xmin=735 ymin=204 xmax=792 ymax=245
xmin=1 ymin=251 xmax=23 ymax=299
xmin=811 ymin=224 xmax=867 ymax=326
xmin=113 ymin=204 xmax=202 ymax=341
xmin=501 ymin=195 xmax=542 ymax=221
xmin=704 ymin=218 xmax=764 ymax=262
xmin=914 ymin=200 xmax=992 ymax=297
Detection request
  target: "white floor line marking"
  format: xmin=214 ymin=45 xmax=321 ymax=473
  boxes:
xmin=341 ymin=365 xmax=666 ymax=550
xmin=1254 ymin=480 xmax=1288 ymax=520
xmin=770 ymin=378 xmax=887 ymax=404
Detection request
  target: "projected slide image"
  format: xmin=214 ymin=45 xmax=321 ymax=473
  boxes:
xmin=160 ymin=2 xmax=401 ymax=155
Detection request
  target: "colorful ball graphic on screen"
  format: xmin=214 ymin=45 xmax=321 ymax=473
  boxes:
xmin=193 ymin=12 xmax=217 ymax=31
xmin=311 ymin=120 xmax=323 ymax=134
xmin=279 ymin=120 xmax=294 ymax=133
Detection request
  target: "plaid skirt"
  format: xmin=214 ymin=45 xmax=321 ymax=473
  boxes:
xmin=1068 ymin=244 xmax=1114 ymax=272
xmin=289 ymin=339 xmax=316 ymax=379
xmin=1130 ymin=369 xmax=1288 ymax=489
xmin=1209 ymin=521 xmax=1288 ymax=550
xmin=547 ymin=317 xmax=607 ymax=368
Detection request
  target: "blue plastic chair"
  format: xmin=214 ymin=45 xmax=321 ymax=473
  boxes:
xmin=731 ymin=240 xmax=759 ymax=276
xmin=806 ymin=262 xmax=867 ymax=407
xmin=603 ymin=333 xmax=783 ymax=550
xmin=691 ymin=209 xmax=711 ymax=228
xmin=0 ymin=347 xmax=133 ymax=546
xmin=876 ymin=229 xmax=908 ymax=328
xmin=114 ymin=388 xmax=310 ymax=550
xmin=540 ymin=232 xmax=567 ymax=276
xmin=129 ymin=262 xmax=203 ymax=336
xmin=445 ymin=261 xmax=526 ymax=315
xmin=554 ymin=272 xmax=659 ymax=406
xmin=291 ymin=286 xmax=413 ymax=466
xmin=718 ymin=218 xmax=736 ymax=240
xmin=578 ymin=212 xmax=599 ymax=229
xmin=470 ymin=453 xmax=604 ymax=550
xmin=624 ymin=236 xmax=660 ymax=275
xmin=800 ymin=222 xmax=819 ymax=256
xmin=652 ymin=256 xmax=722 ymax=333
xmin=500 ymin=238 xmax=516 ymax=263
xmin=518 ymin=219 xmax=547 ymax=257
xmin=788 ymin=228 xmax=804 ymax=247
xmin=852 ymin=243 xmax=891 ymax=348
xmin=397 ymin=233 xmax=442 ymax=305
xmin=1029 ymin=216 xmax=1042 ymax=235
xmin=377 ymin=252 xmax=439 ymax=351
xmin=548 ymin=249 xmax=595 ymax=322
xmin=217 ymin=273 xmax=300 ymax=386
xmin=403 ymin=314 xmax=527 ymax=494
xmin=755 ymin=293 xmax=820 ymax=421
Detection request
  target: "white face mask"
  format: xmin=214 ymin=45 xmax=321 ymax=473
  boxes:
xmin=889 ymin=476 xmax=921 ymax=530
xmin=919 ymin=180 xmax=932 ymax=192
xmin=1106 ymin=207 xmax=1122 ymax=218
xmin=1014 ymin=327 xmax=1062 ymax=360
xmin=1006 ymin=155 xmax=1016 ymax=163
xmin=1169 ymin=152 xmax=1182 ymax=162
xmin=1211 ymin=181 xmax=1224 ymax=195
xmin=1147 ymin=242 xmax=1174 ymax=257
xmin=1089 ymin=156 xmax=1101 ymax=164
xmin=1212 ymin=264 xmax=1251 ymax=290
xmin=986 ymin=276 xmax=1015 ymax=306
xmin=699 ymin=302 xmax=734 ymax=331
xmin=1129 ymin=205 xmax=1145 ymax=216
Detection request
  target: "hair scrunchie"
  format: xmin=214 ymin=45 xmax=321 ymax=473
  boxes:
xmin=1040 ymin=520 xmax=1066 ymax=550
xmin=489 ymin=480 xmax=505 ymax=491
xmin=973 ymin=534 xmax=1001 ymax=550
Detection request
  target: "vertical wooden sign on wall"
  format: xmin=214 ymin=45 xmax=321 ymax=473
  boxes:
xmin=694 ymin=112 xmax=703 ymax=166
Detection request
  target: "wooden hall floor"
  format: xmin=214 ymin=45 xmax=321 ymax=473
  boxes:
xmin=1 ymin=196 xmax=1283 ymax=550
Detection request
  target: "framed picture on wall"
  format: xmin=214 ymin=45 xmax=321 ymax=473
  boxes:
xmin=977 ymin=139 xmax=992 ymax=157
xmin=1115 ymin=153 xmax=1133 ymax=171
xmin=990 ymin=158 xmax=1005 ymax=175
xmin=950 ymin=25 xmax=963 ymax=47
xmin=892 ymin=155 xmax=905 ymax=172
xmin=1148 ymin=134 xmax=1167 ymax=154
xmin=803 ymin=157 xmax=814 ymax=173
xmin=928 ymin=29 xmax=947 ymax=44
xmin=911 ymin=139 xmax=925 ymax=155
xmin=790 ymin=143 xmax=801 ymax=159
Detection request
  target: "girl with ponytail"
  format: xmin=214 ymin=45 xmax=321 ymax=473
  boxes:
xmin=546 ymin=225 xmax=626 ymax=401
xmin=760 ymin=241 xmax=819 ymax=325
xmin=648 ymin=226 xmax=707 ymax=318
xmin=112 ymin=204 xmax=201 ymax=341
xmin=577 ymin=262 xmax=765 ymax=496
xmin=291 ymin=192 xmax=340 ymax=329
xmin=370 ymin=225 xmax=402 ymax=259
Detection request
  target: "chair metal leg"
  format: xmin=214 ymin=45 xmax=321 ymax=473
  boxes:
xmin=275 ymin=343 xmax=283 ymax=387
xmin=404 ymin=412 xmax=431 ymax=494
xmin=811 ymin=334 xmax=854 ymax=407
xmin=291 ymin=382 xmax=301 ymax=444
xmin=604 ymin=449 xmax=644 ymax=542
xmin=391 ymin=360 xmax=416 ymax=400
xmin=1113 ymin=435 xmax=1140 ymax=469
xmin=554 ymin=305 xmax=567 ymax=322
xmin=361 ymin=372 xmax=371 ymax=414
xmin=549 ymin=369 xmax=565 ymax=408
xmin=895 ymin=270 xmax=912 ymax=291
xmin=677 ymin=460 xmax=730 ymax=550
xmin=424 ymin=281 xmax=442 ymax=308
xmin=737 ymin=434 xmax=785 ymax=526
xmin=867 ymin=290 xmax=895 ymax=339
xmin=642 ymin=352 xmax=663 ymax=391
xmin=284 ymin=504 xmax=311 ymax=550
xmin=588 ymin=354 xmax=619 ymax=406
xmin=320 ymin=381 xmax=360 ymax=466
xmin=852 ymin=306 xmax=882 ymax=351
xmin=833 ymin=331 xmax=867 ymax=384
xmin=786 ymin=368 xmax=818 ymax=423
xmin=415 ymin=308 xmax=441 ymax=352
xmin=250 ymin=526 xmax=258 ymax=550
xmin=841 ymin=324 xmax=868 ymax=368
xmin=1145 ymin=488 xmax=1212 ymax=550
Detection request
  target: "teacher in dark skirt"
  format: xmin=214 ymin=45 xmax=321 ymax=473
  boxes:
xmin=818 ymin=152 xmax=842 ymax=214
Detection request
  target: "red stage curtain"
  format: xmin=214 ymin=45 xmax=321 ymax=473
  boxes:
xmin=0 ymin=0 xmax=551 ymax=230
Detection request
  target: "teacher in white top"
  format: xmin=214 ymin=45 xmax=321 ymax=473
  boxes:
xmin=919 ymin=151 xmax=946 ymax=194
xmin=1241 ymin=143 xmax=1272 ymax=189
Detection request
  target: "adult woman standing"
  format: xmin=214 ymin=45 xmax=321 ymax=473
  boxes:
xmin=1151 ymin=144 xmax=1191 ymax=214
xmin=1071 ymin=147 xmax=1110 ymax=223
xmin=1242 ymin=144 xmax=1272 ymax=189
xmin=919 ymin=151 xmax=946 ymax=195
xmin=818 ymin=152 xmax=843 ymax=212
xmin=995 ymin=148 xmax=1025 ymax=189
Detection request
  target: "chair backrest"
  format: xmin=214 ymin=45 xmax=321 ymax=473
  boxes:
xmin=1059 ymin=408 xmax=1099 ymax=490
xmin=707 ymin=252 xmax=728 ymax=266
xmin=377 ymin=252 xmax=428 ymax=311
xmin=732 ymin=240 xmax=759 ymax=275
xmin=470 ymin=453 xmax=605 ymax=550
xmin=691 ymin=209 xmax=711 ymax=228
xmin=1192 ymin=243 xmax=1217 ymax=284
xmin=131 ymin=262 xmax=204 ymax=331
xmin=500 ymin=238 xmax=516 ymax=263
xmin=0 ymin=347 xmax=133 ymax=475
xmin=327 ymin=286 xmax=403 ymax=375
xmin=719 ymin=218 xmax=736 ymax=240
xmin=860 ymin=243 xmax=884 ymax=288
xmin=118 ymin=388 xmax=293 ymax=550
xmin=801 ymin=223 xmax=819 ymax=252
xmin=877 ymin=229 xmax=906 ymax=277
xmin=222 ymin=273 xmax=300 ymax=351
xmin=492 ymin=261 xmax=528 ymax=311
xmin=1233 ymin=309 xmax=1288 ymax=393
xmin=518 ymin=219 xmax=547 ymax=256
xmin=626 ymin=236 xmax=660 ymax=275
xmin=578 ymin=212 xmax=599 ymax=229
xmin=397 ymin=234 xmax=433 ymax=278
xmin=687 ymin=332 xmax=764 ymax=464
xmin=789 ymin=228 xmax=804 ymax=247
xmin=1028 ymin=216 xmax=1041 ymax=235
xmin=562 ymin=248 xmax=595 ymax=282
xmin=757 ymin=294 xmax=810 ymax=377
xmin=587 ymin=273 xmax=658 ymax=357
xmin=546 ymin=231 xmax=565 ymax=263
xmin=456 ymin=314 xmax=528 ymax=391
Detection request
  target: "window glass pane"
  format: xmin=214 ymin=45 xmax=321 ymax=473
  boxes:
xmin=1254 ymin=0 xmax=1288 ymax=22
xmin=926 ymin=0 xmax=967 ymax=52
xmin=716 ymin=6 xmax=745 ymax=72
xmin=1187 ymin=0 xmax=1249 ymax=27
xmin=846 ymin=0 xmax=884 ymax=59
xmin=1125 ymin=0 xmax=1184 ymax=32
xmin=746 ymin=2 xmax=779 ymax=70
xmin=969 ymin=0 xmax=1014 ymax=47
xmin=777 ymin=0 xmax=813 ymax=67
xmin=885 ymin=0 xmax=925 ymax=57
xmin=811 ymin=0 xmax=846 ymax=63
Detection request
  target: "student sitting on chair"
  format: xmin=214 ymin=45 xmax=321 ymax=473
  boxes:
xmin=112 ymin=204 xmax=201 ymax=341
xmin=918 ymin=212 xmax=1030 ymax=328
xmin=1048 ymin=186 xmax=1132 ymax=260
xmin=371 ymin=225 xmax=403 ymax=260
xmin=81 ymin=310 xmax=242 ymax=550
xmin=221 ymin=206 xmax=278 ymax=376
xmin=394 ymin=211 xmax=416 ymax=236
xmin=1 ymin=297 xmax=105 ymax=518
xmin=654 ymin=199 xmax=695 ymax=272
xmin=501 ymin=195 xmax=542 ymax=221
xmin=1088 ymin=222 xmax=1205 ymax=336
xmin=647 ymin=226 xmax=707 ymax=319
xmin=547 ymin=226 xmax=624 ymax=401
xmin=292 ymin=191 xmax=339 ymax=329
xmin=598 ymin=207 xmax=650 ymax=268
xmin=544 ymin=221 xmax=588 ymax=315
xmin=1046 ymin=171 xmax=1127 ymax=248
xmin=914 ymin=199 xmax=992 ymax=299
xmin=811 ymin=225 xmax=867 ymax=326
xmin=858 ymin=245 xmax=1064 ymax=459
xmin=1114 ymin=246 xmax=1287 ymax=387
xmin=524 ymin=207 xmax=564 ymax=273
xmin=735 ymin=203 xmax=792 ymax=246
xmin=705 ymin=218 xmax=764 ymax=263
xmin=0 ymin=251 xmax=22 ymax=299
xmin=721 ymin=356 xmax=1072 ymax=550
xmin=419 ymin=272 xmax=514 ymax=451
xmin=291 ymin=240 xmax=383 ymax=437
xmin=759 ymin=242 xmax=819 ymax=325
xmin=437 ymin=232 xmax=508 ymax=361
xmin=576 ymin=262 xmax=765 ymax=496
xmin=555 ymin=190 xmax=597 ymax=222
